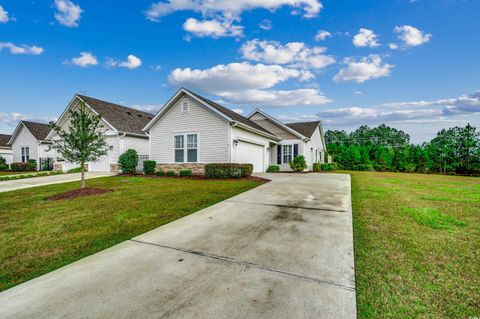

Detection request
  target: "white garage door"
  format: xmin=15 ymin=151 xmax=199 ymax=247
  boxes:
xmin=237 ymin=141 xmax=264 ymax=173
xmin=88 ymin=155 xmax=110 ymax=172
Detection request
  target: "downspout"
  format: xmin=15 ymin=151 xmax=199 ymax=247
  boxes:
xmin=230 ymin=121 xmax=238 ymax=163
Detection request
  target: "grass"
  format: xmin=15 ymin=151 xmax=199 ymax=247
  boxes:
xmin=0 ymin=171 xmax=36 ymax=176
xmin=348 ymin=171 xmax=480 ymax=318
xmin=0 ymin=176 xmax=262 ymax=292
xmin=0 ymin=171 xmax=63 ymax=181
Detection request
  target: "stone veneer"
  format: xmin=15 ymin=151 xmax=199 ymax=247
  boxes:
xmin=110 ymin=163 xmax=119 ymax=173
xmin=155 ymin=163 xmax=205 ymax=175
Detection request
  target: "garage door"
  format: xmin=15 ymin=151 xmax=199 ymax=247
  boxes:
xmin=88 ymin=155 xmax=110 ymax=172
xmin=237 ymin=141 xmax=264 ymax=173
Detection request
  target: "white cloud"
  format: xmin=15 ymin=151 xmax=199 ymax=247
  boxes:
xmin=0 ymin=42 xmax=44 ymax=55
xmin=389 ymin=43 xmax=399 ymax=50
xmin=353 ymin=28 xmax=380 ymax=48
xmin=232 ymin=108 xmax=244 ymax=114
xmin=354 ymin=91 xmax=363 ymax=95
xmin=183 ymin=18 xmax=243 ymax=38
xmin=0 ymin=6 xmax=10 ymax=23
xmin=394 ymin=25 xmax=431 ymax=47
xmin=131 ymin=104 xmax=163 ymax=113
xmin=241 ymin=39 xmax=335 ymax=69
xmin=0 ymin=112 xmax=54 ymax=128
xmin=67 ymin=52 xmax=98 ymax=67
xmin=146 ymin=0 xmax=323 ymax=21
xmin=54 ymin=0 xmax=82 ymax=27
xmin=333 ymin=55 xmax=393 ymax=83
xmin=106 ymin=55 xmax=142 ymax=69
xmin=168 ymin=61 xmax=329 ymax=106
xmin=258 ymin=19 xmax=272 ymax=31
xmin=315 ymin=30 xmax=331 ymax=41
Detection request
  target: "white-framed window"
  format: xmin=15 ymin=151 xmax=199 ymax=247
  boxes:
xmin=282 ymin=145 xmax=292 ymax=164
xmin=181 ymin=99 xmax=190 ymax=113
xmin=174 ymin=133 xmax=198 ymax=163
xmin=21 ymin=146 xmax=30 ymax=163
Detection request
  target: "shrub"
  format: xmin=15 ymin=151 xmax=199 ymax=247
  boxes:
xmin=10 ymin=162 xmax=28 ymax=172
xmin=320 ymin=163 xmax=337 ymax=171
xmin=143 ymin=160 xmax=156 ymax=175
xmin=118 ymin=149 xmax=138 ymax=174
xmin=179 ymin=169 xmax=192 ymax=177
xmin=290 ymin=155 xmax=307 ymax=172
xmin=166 ymin=171 xmax=176 ymax=177
xmin=205 ymin=163 xmax=253 ymax=179
xmin=26 ymin=159 xmax=37 ymax=171
xmin=0 ymin=156 xmax=8 ymax=171
xmin=156 ymin=170 xmax=164 ymax=176
xmin=312 ymin=163 xmax=321 ymax=172
xmin=266 ymin=165 xmax=280 ymax=173
xmin=67 ymin=167 xmax=82 ymax=173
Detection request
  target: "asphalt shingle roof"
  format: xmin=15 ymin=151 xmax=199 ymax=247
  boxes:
xmin=0 ymin=134 xmax=11 ymax=147
xmin=285 ymin=121 xmax=321 ymax=138
xmin=22 ymin=121 xmax=52 ymax=140
xmin=78 ymin=95 xmax=154 ymax=136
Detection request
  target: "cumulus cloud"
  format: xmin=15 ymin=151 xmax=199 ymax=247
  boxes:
xmin=146 ymin=0 xmax=323 ymax=21
xmin=232 ymin=108 xmax=244 ymax=114
xmin=389 ymin=43 xmax=399 ymax=50
xmin=168 ymin=62 xmax=329 ymax=107
xmin=258 ymin=19 xmax=272 ymax=31
xmin=353 ymin=28 xmax=380 ymax=48
xmin=106 ymin=54 xmax=142 ymax=69
xmin=66 ymin=52 xmax=98 ymax=67
xmin=315 ymin=30 xmax=331 ymax=41
xmin=393 ymin=25 xmax=431 ymax=47
xmin=0 ymin=5 xmax=10 ymax=23
xmin=0 ymin=42 xmax=44 ymax=55
xmin=183 ymin=18 xmax=243 ymax=38
xmin=131 ymin=104 xmax=163 ymax=113
xmin=241 ymin=39 xmax=335 ymax=69
xmin=54 ymin=0 xmax=82 ymax=27
xmin=0 ymin=112 xmax=54 ymax=128
xmin=333 ymin=55 xmax=393 ymax=83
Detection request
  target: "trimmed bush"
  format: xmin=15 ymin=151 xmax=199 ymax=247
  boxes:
xmin=290 ymin=155 xmax=307 ymax=172
xmin=266 ymin=165 xmax=280 ymax=173
xmin=156 ymin=170 xmax=164 ymax=176
xmin=0 ymin=156 xmax=8 ymax=171
xmin=179 ymin=169 xmax=192 ymax=177
xmin=320 ymin=163 xmax=337 ymax=171
xmin=10 ymin=162 xmax=29 ymax=172
xmin=67 ymin=167 xmax=82 ymax=173
xmin=118 ymin=149 xmax=138 ymax=174
xmin=312 ymin=163 xmax=321 ymax=172
xmin=166 ymin=171 xmax=176 ymax=177
xmin=26 ymin=159 xmax=37 ymax=171
xmin=143 ymin=160 xmax=156 ymax=175
xmin=204 ymin=163 xmax=253 ymax=179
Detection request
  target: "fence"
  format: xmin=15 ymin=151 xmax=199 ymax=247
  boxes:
xmin=136 ymin=155 xmax=149 ymax=173
xmin=39 ymin=157 xmax=54 ymax=171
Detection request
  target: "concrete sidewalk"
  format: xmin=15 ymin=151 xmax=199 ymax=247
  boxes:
xmin=0 ymin=173 xmax=356 ymax=318
xmin=0 ymin=172 xmax=112 ymax=193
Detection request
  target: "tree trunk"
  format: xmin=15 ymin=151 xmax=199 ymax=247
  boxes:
xmin=81 ymin=161 xmax=86 ymax=189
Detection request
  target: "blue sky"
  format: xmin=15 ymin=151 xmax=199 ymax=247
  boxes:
xmin=0 ymin=0 xmax=479 ymax=143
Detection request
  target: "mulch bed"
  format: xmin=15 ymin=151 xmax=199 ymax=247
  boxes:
xmin=48 ymin=188 xmax=113 ymax=201
xmin=118 ymin=173 xmax=270 ymax=183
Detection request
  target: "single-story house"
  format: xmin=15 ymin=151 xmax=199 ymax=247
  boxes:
xmin=8 ymin=121 xmax=53 ymax=169
xmin=143 ymin=88 xmax=326 ymax=173
xmin=47 ymin=95 xmax=154 ymax=172
xmin=0 ymin=134 xmax=13 ymax=164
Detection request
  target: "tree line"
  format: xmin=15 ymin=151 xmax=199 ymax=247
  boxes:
xmin=326 ymin=123 xmax=480 ymax=175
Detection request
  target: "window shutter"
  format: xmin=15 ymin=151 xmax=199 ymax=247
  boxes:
xmin=293 ymin=144 xmax=299 ymax=157
xmin=277 ymin=146 xmax=282 ymax=164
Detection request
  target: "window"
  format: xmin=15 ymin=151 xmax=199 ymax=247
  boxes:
xmin=21 ymin=147 xmax=30 ymax=163
xmin=282 ymin=145 xmax=292 ymax=164
xmin=174 ymin=133 xmax=198 ymax=163
xmin=181 ymin=100 xmax=190 ymax=113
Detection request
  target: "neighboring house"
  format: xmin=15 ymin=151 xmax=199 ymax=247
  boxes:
xmin=47 ymin=95 xmax=153 ymax=172
xmin=143 ymin=88 xmax=326 ymax=173
xmin=7 ymin=121 xmax=53 ymax=169
xmin=0 ymin=134 xmax=13 ymax=164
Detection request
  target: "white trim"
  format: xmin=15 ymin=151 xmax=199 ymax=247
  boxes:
xmin=172 ymin=131 xmax=200 ymax=163
xmin=235 ymin=136 xmax=266 ymax=147
xmin=233 ymin=122 xmax=280 ymax=142
xmin=247 ymin=109 xmax=306 ymax=139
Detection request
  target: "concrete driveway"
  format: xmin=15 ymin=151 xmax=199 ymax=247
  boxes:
xmin=0 ymin=172 xmax=112 ymax=193
xmin=0 ymin=173 xmax=356 ymax=318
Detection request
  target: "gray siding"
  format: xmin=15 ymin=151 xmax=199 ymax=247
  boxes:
xmin=250 ymin=113 xmax=298 ymax=140
xmin=122 ymin=136 xmax=149 ymax=157
xmin=149 ymin=95 xmax=230 ymax=163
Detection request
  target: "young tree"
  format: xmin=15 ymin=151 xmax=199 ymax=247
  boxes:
xmin=51 ymin=101 xmax=108 ymax=188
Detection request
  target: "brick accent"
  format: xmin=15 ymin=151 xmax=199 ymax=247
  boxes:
xmin=110 ymin=163 xmax=119 ymax=173
xmin=53 ymin=163 xmax=63 ymax=172
xmin=155 ymin=163 xmax=205 ymax=175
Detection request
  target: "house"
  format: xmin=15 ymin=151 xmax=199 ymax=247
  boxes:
xmin=143 ymin=88 xmax=326 ymax=173
xmin=47 ymin=95 xmax=154 ymax=172
xmin=0 ymin=134 xmax=13 ymax=164
xmin=7 ymin=121 xmax=53 ymax=169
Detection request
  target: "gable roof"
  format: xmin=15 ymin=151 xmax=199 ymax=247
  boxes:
xmin=77 ymin=95 xmax=154 ymax=136
xmin=285 ymin=121 xmax=321 ymax=138
xmin=247 ymin=109 xmax=306 ymax=139
xmin=22 ymin=121 xmax=52 ymax=140
xmin=0 ymin=134 xmax=11 ymax=148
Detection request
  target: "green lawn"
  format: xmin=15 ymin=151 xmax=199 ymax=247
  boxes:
xmin=349 ymin=171 xmax=480 ymax=318
xmin=0 ymin=171 xmax=34 ymax=176
xmin=0 ymin=176 xmax=262 ymax=292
